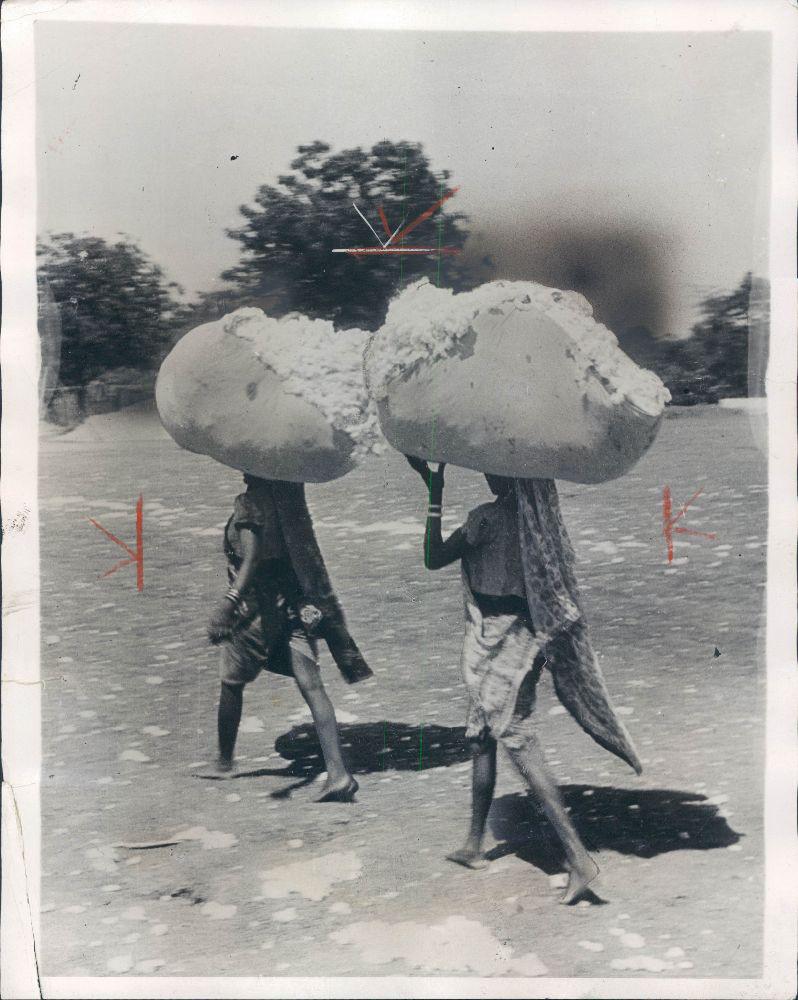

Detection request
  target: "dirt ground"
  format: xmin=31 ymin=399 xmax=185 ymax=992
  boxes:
xmin=37 ymin=404 xmax=767 ymax=980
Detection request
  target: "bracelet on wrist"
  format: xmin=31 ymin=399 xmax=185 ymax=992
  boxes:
xmin=224 ymin=587 xmax=242 ymax=605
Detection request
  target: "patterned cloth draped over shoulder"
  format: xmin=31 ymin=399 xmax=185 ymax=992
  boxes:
xmin=459 ymin=478 xmax=641 ymax=773
xmin=514 ymin=478 xmax=641 ymax=773
xmin=269 ymin=481 xmax=373 ymax=684
xmin=515 ymin=478 xmax=583 ymax=641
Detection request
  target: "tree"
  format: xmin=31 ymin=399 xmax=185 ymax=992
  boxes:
xmin=635 ymin=273 xmax=768 ymax=404
xmin=221 ymin=140 xmax=472 ymax=330
xmin=687 ymin=272 xmax=756 ymax=399
xmin=37 ymin=233 xmax=183 ymax=387
xmin=647 ymin=335 xmax=716 ymax=406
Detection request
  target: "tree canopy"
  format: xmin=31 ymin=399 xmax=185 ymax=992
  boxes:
xmin=222 ymin=140 xmax=473 ymax=330
xmin=37 ymin=233 xmax=183 ymax=387
xmin=637 ymin=273 xmax=767 ymax=404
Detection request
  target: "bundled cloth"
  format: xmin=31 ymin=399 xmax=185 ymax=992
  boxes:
xmin=156 ymin=308 xmax=384 ymax=483
xmin=365 ymin=279 xmax=671 ymax=483
xmin=269 ymin=480 xmax=372 ymax=684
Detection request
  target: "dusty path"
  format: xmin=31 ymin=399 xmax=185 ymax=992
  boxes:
xmin=38 ymin=405 xmax=766 ymax=979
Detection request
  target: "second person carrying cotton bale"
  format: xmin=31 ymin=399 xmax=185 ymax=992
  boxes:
xmin=365 ymin=279 xmax=670 ymax=483
xmin=375 ymin=278 xmax=663 ymax=902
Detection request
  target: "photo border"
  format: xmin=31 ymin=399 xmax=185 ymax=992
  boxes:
xmin=2 ymin=2 xmax=795 ymax=997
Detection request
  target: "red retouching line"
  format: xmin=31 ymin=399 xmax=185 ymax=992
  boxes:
xmin=342 ymin=247 xmax=460 ymax=255
xmin=662 ymin=486 xmax=715 ymax=564
xmin=88 ymin=493 xmax=144 ymax=590
xmin=377 ymin=205 xmax=392 ymax=238
xmin=135 ymin=494 xmax=144 ymax=591
xmin=88 ymin=518 xmax=137 ymax=561
xmin=675 ymin=527 xmax=717 ymax=540
xmin=397 ymin=186 xmax=460 ymax=241
xmin=100 ymin=557 xmax=136 ymax=580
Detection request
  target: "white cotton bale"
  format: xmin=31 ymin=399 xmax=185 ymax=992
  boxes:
xmin=155 ymin=308 xmax=383 ymax=483
xmin=365 ymin=280 xmax=671 ymax=484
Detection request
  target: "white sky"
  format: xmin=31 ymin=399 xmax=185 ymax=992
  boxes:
xmin=36 ymin=24 xmax=770 ymax=336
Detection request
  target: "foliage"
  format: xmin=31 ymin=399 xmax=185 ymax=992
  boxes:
xmin=634 ymin=273 xmax=767 ymax=404
xmin=221 ymin=140 xmax=474 ymax=330
xmin=37 ymin=233 xmax=183 ymax=387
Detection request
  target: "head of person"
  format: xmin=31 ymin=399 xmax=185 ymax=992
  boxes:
xmin=240 ymin=473 xmax=285 ymax=540
xmin=243 ymin=473 xmax=271 ymax=489
xmin=484 ymin=473 xmax=514 ymax=499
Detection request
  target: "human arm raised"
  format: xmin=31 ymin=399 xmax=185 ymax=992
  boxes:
xmin=405 ymin=456 xmax=468 ymax=570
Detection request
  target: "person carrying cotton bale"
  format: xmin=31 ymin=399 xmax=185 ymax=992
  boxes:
xmin=367 ymin=279 xmax=670 ymax=483
xmin=195 ymin=474 xmax=360 ymax=801
xmin=156 ymin=306 xmax=375 ymax=690
xmin=405 ymin=458 xmax=642 ymax=905
xmin=156 ymin=308 xmax=375 ymax=797
xmin=372 ymin=276 xmax=658 ymax=900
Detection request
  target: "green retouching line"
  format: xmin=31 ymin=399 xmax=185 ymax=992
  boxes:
xmin=436 ymin=178 xmax=445 ymax=287
xmin=425 ymin=415 xmax=437 ymax=568
xmin=400 ymin=151 xmax=408 ymax=285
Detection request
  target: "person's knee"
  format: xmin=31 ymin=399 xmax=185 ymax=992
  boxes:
xmin=293 ymin=657 xmax=323 ymax=694
xmin=501 ymin=731 xmax=537 ymax=754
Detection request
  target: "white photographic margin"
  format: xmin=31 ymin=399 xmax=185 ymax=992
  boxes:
xmin=1 ymin=1 xmax=796 ymax=998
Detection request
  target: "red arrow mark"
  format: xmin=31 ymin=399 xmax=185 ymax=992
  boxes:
xmin=88 ymin=495 xmax=144 ymax=590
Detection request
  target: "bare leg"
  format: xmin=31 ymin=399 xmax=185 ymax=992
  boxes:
xmin=291 ymin=651 xmax=357 ymax=802
xmin=447 ymin=737 xmax=496 ymax=870
xmin=193 ymin=682 xmax=243 ymax=779
xmin=218 ymin=681 xmax=243 ymax=764
xmin=505 ymin=738 xmax=598 ymax=904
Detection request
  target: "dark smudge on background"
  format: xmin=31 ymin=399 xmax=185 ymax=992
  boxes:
xmin=463 ymin=220 xmax=689 ymax=353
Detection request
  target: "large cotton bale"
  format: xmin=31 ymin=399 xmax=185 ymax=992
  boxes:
xmin=365 ymin=280 xmax=670 ymax=483
xmin=156 ymin=308 xmax=383 ymax=482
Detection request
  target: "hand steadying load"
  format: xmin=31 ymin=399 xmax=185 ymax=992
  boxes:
xmin=365 ymin=279 xmax=670 ymax=483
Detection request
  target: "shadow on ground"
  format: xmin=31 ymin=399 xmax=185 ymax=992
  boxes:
xmin=241 ymin=724 xmax=743 ymax=872
xmin=234 ymin=720 xmax=472 ymax=796
xmin=487 ymin=786 xmax=742 ymax=874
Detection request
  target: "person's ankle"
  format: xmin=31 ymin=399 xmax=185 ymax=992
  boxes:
xmin=326 ymin=771 xmax=352 ymax=785
xmin=570 ymin=854 xmax=597 ymax=879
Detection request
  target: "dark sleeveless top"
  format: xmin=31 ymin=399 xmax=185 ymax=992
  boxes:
xmin=223 ymin=488 xmax=305 ymax=632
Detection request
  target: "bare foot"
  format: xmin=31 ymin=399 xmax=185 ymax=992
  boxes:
xmin=192 ymin=760 xmax=238 ymax=780
xmin=315 ymin=776 xmax=359 ymax=803
xmin=446 ymin=847 xmax=489 ymax=871
xmin=559 ymin=857 xmax=599 ymax=905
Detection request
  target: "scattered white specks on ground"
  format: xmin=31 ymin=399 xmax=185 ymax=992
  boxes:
xmin=38 ymin=408 xmax=768 ymax=979
xmin=200 ymin=901 xmax=237 ymax=920
xmin=261 ymin=852 xmax=362 ymax=902
xmin=331 ymin=915 xmax=548 ymax=976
